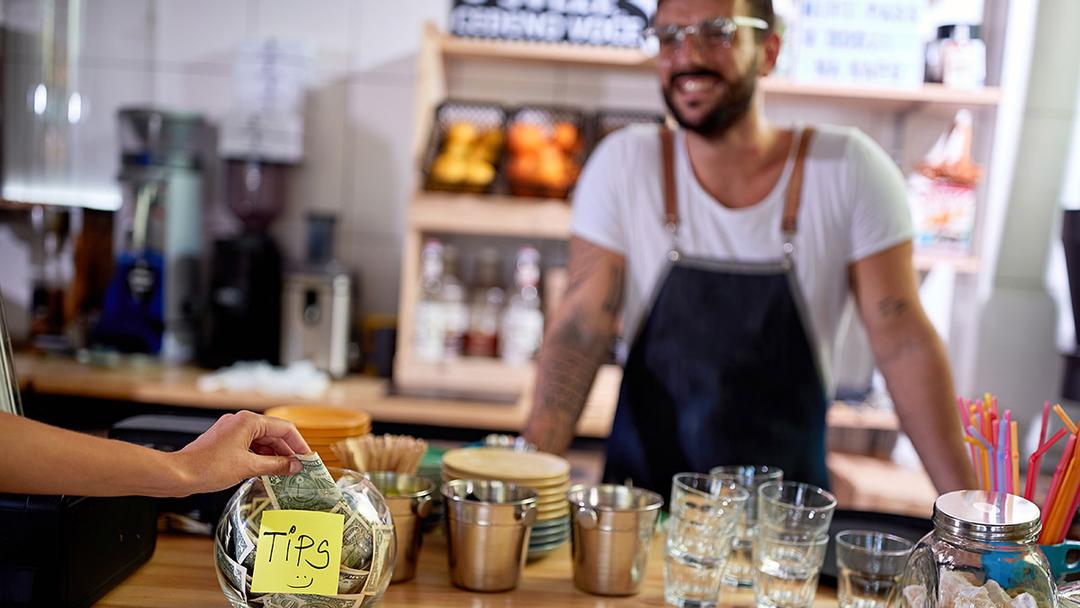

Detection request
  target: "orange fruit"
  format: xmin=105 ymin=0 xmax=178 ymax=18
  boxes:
xmin=508 ymin=123 xmax=547 ymax=154
xmin=553 ymin=122 xmax=579 ymax=153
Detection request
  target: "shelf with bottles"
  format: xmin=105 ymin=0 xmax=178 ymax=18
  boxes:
xmin=397 ymin=237 xmax=559 ymax=400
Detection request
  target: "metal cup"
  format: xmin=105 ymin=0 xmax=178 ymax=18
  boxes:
xmin=365 ymin=472 xmax=436 ymax=584
xmin=442 ymin=479 xmax=538 ymax=592
xmin=568 ymin=484 xmax=664 ymax=596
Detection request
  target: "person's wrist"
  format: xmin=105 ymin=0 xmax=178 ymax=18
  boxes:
xmin=162 ymin=449 xmax=199 ymax=498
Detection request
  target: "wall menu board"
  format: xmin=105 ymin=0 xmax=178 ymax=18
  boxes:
xmin=450 ymin=0 xmax=656 ymax=48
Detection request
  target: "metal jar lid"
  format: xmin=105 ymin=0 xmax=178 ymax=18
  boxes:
xmin=933 ymin=490 xmax=1041 ymax=543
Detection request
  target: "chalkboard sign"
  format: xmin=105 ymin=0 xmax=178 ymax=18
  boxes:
xmin=450 ymin=0 xmax=656 ymax=48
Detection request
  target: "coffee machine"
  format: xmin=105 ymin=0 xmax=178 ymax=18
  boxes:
xmin=198 ymin=160 xmax=288 ymax=367
xmin=94 ymin=108 xmax=211 ymax=362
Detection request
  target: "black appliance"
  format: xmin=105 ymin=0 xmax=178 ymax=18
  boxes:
xmin=199 ymin=159 xmax=290 ymax=367
xmin=1062 ymin=210 xmax=1080 ymax=400
xmin=0 ymin=494 xmax=157 ymax=607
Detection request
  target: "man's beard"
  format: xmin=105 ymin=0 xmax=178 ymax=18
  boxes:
xmin=662 ymin=62 xmax=757 ymax=138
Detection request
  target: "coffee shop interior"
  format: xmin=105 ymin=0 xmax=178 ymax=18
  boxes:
xmin=2 ymin=0 xmax=1080 ymax=606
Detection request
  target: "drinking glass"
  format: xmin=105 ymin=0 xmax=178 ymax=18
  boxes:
xmin=753 ymin=532 xmax=829 ymax=608
xmin=757 ymin=481 xmax=837 ymax=539
xmin=665 ymin=473 xmax=749 ymax=608
xmin=710 ymin=465 xmax=783 ymax=588
xmin=835 ymin=530 xmax=913 ymax=608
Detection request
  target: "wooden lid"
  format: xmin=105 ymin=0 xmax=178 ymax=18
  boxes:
xmin=265 ymin=405 xmax=372 ymax=431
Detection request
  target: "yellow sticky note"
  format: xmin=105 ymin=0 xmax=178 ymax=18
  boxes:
xmin=250 ymin=509 xmax=344 ymax=595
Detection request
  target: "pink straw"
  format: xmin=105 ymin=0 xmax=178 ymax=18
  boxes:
xmin=1027 ymin=427 xmax=1069 ymax=500
xmin=1041 ymin=401 xmax=1052 ymax=447
xmin=958 ymin=398 xmax=978 ymax=471
xmin=1043 ymin=434 xmax=1077 ymax=519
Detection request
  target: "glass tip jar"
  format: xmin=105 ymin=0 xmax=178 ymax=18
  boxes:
xmin=898 ymin=490 xmax=1054 ymax=608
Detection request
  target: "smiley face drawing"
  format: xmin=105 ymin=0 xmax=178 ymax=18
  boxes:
xmin=287 ymin=575 xmax=314 ymax=590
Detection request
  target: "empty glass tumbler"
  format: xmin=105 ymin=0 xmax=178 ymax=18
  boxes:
xmin=835 ymin=530 xmax=914 ymax=608
xmin=709 ymin=464 xmax=783 ymax=588
xmin=665 ymin=473 xmax=749 ymax=608
xmin=754 ymin=531 xmax=830 ymax=608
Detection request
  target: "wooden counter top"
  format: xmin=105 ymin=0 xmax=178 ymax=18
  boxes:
xmin=12 ymin=354 xmax=618 ymax=438
xmin=95 ymin=530 xmax=839 ymax=607
xmin=13 ymin=353 xmax=901 ymax=439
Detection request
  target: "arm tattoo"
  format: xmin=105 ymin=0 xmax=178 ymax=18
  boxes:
xmin=878 ymin=296 xmax=910 ymax=318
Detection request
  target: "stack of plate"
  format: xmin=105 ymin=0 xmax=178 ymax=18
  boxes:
xmin=442 ymin=447 xmax=571 ymax=560
xmin=263 ymin=405 xmax=371 ymax=469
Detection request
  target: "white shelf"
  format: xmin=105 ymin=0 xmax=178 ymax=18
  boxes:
xmin=440 ymin=33 xmax=1001 ymax=110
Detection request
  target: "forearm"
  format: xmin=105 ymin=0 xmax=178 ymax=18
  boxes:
xmin=876 ymin=325 xmax=977 ymax=493
xmin=523 ymin=312 xmax=613 ymax=454
xmin=0 ymin=413 xmax=190 ymax=497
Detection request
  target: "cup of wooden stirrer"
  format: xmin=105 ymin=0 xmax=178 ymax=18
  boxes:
xmin=332 ymin=434 xmax=428 ymax=474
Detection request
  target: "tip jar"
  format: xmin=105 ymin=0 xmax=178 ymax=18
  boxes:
xmin=213 ymin=467 xmax=396 ymax=608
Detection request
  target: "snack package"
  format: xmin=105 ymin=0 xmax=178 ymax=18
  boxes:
xmin=909 ymin=110 xmax=983 ymax=255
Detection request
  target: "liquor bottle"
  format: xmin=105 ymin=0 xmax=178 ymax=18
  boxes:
xmin=413 ymin=239 xmax=446 ymax=362
xmin=441 ymin=245 xmax=469 ymax=360
xmin=465 ymin=248 xmax=504 ymax=358
xmin=500 ymin=245 xmax=544 ymax=366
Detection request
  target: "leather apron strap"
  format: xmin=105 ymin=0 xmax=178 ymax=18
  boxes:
xmin=659 ymin=125 xmax=816 ymax=252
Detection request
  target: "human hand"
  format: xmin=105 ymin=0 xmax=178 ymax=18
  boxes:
xmin=172 ymin=411 xmax=311 ymax=496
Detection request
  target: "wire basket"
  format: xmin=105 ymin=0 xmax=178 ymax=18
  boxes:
xmin=589 ymin=108 xmax=666 ymax=154
xmin=504 ymin=104 xmax=589 ymax=200
xmin=421 ymin=99 xmax=508 ymax=195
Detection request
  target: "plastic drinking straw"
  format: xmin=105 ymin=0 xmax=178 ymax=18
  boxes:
xmin=1059 ymin=469 xmax=1080 ymax=544
xmin=958 ymin=398 xmax=977 ymax=469
xmin=1044 ymin=442 xmax=1080 ymax=544
xmin=1011 ymin=421 xmax=1020 ymax=495
xmin=997 ymin=418 xmax=1009 ymax=494
xmin=1054 ymin=404 xmax=1078 ymax=435
xmin=964 ymin=436 xmax=984 ymax=488
xmin=1026 ymin=427 xmax=1068 ymax=501
xmin=969 ymin=425 xmax=995 ymax=492
xmin=1041 ymin=401 xmax=1052 ymax=448
xmin=1041 ymin=433 xmax=1077 ymax=534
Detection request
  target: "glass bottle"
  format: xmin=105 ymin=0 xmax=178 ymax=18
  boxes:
xmin=466 ymin=248 xmax=504 ymax=358
xmin=414 ymin=239 xmax=446 ymax=362
xmin=440 ymin=244 xmax=469 ymax=360
xmin=500 ymin=245 xmax=544 ymax=366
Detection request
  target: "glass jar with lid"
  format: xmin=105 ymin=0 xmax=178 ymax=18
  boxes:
xmin=897 ymin=490 xmax=1054 ymax=608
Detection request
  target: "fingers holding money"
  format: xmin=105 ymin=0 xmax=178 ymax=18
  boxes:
xmin=255 ymin=415 xmax=310 ymax=455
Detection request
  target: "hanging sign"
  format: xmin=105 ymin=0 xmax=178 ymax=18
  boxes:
xmin=449 ymin=0 xmax=656 ymax=48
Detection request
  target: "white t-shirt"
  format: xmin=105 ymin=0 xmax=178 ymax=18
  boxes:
xmin=570 ymin=123 xmax=914 ymax=389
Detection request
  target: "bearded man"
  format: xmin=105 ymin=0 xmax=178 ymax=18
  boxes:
xmin=522 ymin=0 xmax=975 ymax=498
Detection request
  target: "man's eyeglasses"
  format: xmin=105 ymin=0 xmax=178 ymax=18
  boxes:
xmin=641 ymin=16 xmax=769 ymax=56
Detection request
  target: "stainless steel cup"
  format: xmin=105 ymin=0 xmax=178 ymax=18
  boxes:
xmin=365 ymin=472 xmax=436 ymax=584
xmin=442 ymin=479 xmax=538 ymax=592
xmin=568 ymin=484 xmax=664 ymax=596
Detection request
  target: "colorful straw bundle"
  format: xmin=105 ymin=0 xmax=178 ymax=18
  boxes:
xmin=958 ymin=396 xmax=1079 ymax=544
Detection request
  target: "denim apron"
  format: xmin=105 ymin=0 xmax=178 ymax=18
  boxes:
xmin=603 ymin=127 xmax=830 ymax=500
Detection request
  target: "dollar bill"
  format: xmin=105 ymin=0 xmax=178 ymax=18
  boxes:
xmin=245 ymin=497 xmax=272 ymax=530
xmin=260 ymin=593 xmax=363 ymax=608
xmin=262 ymin=453 xmax=342 ymax=511
xmin=359 ymin=523 xmax=394 ymax=596
xmin=337 ymin=506 xmax=374 ymax=570
xmin=215 ymin=537 xmax=248 ymax=602
xmin=338 ymin=565 xmax=370 ymax=595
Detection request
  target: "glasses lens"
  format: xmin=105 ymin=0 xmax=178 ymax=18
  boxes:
xmin=701 ymin=18 xmax=736 ymax=46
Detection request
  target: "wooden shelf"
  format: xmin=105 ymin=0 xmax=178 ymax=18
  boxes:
xmin=411 ymin=191 xmax=980 ymax=273
xmin=409 ymin=192 xmax=571 ymax=239
xmin=439 ymin=32 xmax=1001 ymax=109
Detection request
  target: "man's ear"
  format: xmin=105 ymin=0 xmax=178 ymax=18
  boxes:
xmin=759 ymin=30 xmax=782 ymax=76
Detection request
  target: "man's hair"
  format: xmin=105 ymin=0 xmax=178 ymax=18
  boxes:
xmin=654 ymin=0 xmax=775 ymax=40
